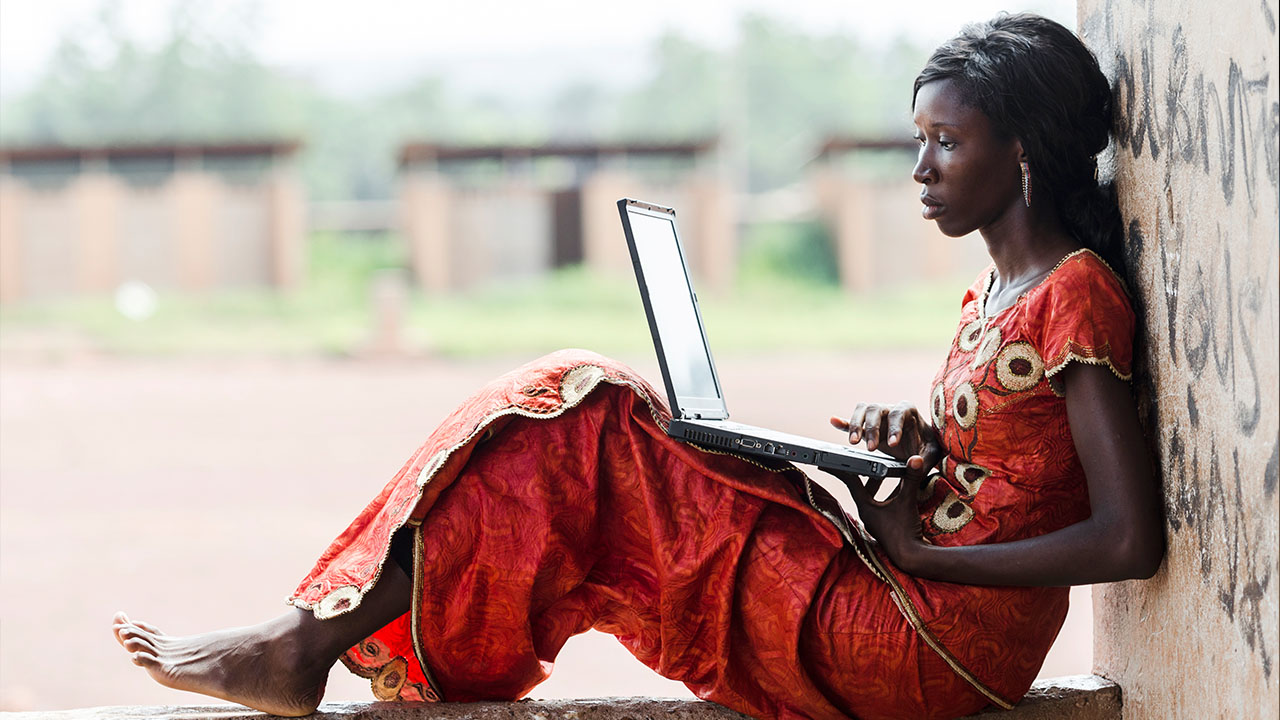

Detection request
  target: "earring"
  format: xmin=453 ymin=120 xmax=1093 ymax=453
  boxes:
xmin=1020 ymin=160 xmax=1032 ymax=207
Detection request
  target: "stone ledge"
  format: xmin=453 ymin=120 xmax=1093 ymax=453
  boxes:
xmin=7 ymin=675 xmax=1120 ymax=719
xmin=966 ymin=674 xmax=1121 ymax=718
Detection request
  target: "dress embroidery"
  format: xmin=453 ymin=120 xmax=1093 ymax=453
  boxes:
xmin=280 ymin=254 xmax=1134 ymax=716
xmin=920 ymin=248 xmax=1134 ymax=544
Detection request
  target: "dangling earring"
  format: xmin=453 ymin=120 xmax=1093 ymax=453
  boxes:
xmin=1020 ymin=160 xmax=1032 ymax=207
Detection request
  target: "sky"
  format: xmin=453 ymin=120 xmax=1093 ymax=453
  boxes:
xmin=0 ymin=0 xmax=1076 ymax=99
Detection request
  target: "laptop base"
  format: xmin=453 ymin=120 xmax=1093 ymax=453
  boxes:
xmin=670 ymin=419 xmax=903 ymax=478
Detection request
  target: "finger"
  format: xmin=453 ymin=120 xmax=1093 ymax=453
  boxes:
xmin=901 ymin=455 xmax=927 ymax=487
xmin=847 ymin=404 xmax=868 ymax=443
xmin=829 ymin=415 xmax=850 ymax=431
xmin=921 ymin=440 xmax=943 ymax=469
xmin=886 ymin=406 xmax=907 ymax=447
xmin=868 ymin=412 xmax=895 ymax=453
xmin=839 ymin=470 xmax=871 ymax=504
xmin=864 ymin=475 xmax=885 ymax=498
xmin=862 ymin=405 xmax=884 ymax=450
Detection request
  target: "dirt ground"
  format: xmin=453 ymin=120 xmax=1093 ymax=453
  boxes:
xmin=0 ymin=349 xmax=1090 ymax=711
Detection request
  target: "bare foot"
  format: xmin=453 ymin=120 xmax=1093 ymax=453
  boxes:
xmin=111 ymin=610 xmax=330 ymax=717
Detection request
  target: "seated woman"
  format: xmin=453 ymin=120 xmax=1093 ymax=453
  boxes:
xmin=112 ymin=13 xmax=1163 ymax=720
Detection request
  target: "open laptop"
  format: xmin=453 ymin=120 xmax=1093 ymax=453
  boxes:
xmin=617 ymin=198 xmax=906 ymax=479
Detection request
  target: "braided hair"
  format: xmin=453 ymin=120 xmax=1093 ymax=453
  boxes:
xmin=913 ymin=13 xmax=1125 ymax=274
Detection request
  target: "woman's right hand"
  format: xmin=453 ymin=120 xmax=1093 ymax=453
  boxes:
xmin=829 ymin=402 xmax=942 ymax=467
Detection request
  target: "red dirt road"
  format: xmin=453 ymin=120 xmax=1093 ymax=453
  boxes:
xmin=0 ymin=350 xmax=1089 ymax=711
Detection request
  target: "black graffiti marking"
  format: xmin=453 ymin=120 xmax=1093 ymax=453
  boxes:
xmin=1166 ymin=26 xmax=1196 ymax=164
xmin=1210 ymin=234 xmax=1235 ymax=387
xmin=1265 ymin=438 xmax=1278 ymax=498
xmin=1102 ymin=16 xmax=1276 ymax=207
xmin=1161 ymin=429 xmax=1275 ymax=679
xmin=1156 ymin=206 xmax=1183 ymax=365
xmin=1082 ymin=0 xmax=1278 ymax=682
xmin=1164 ymin=425 xmax=1187 ymax=533
xmin=1239 ymin=566 xmax=1273 ymax=679
xmin=1228 ymin=449 xmax=1273 ymax=680
xmin=1209 ymin=61 xmax=1274 ymax=210
xmin=1233 ymin=274 xmax=1263 ymax=435
xmin=1182 ymin=263 xmax=1211 ymax=376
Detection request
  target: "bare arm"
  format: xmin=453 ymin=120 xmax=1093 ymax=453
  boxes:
xmin=832 ymin=363 xmax=1164 ymax=586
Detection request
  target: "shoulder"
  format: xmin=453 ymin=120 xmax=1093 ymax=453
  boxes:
xmin=1032 ymin=249 xmax=1135 ymax=382
xmin=1027 ymin=249 xmax=1134 ymax=326
xmin=1042 ymin=249 xmax=1131 ymax=309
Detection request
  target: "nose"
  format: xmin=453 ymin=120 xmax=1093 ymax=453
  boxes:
xmin=912 ymin=147 xmax=936 ymax=185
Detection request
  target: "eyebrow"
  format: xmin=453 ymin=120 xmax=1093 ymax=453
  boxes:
xmin=912 ymin=120 xmax=962 ymax=131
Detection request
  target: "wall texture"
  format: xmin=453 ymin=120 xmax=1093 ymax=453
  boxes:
xmin=1077 ymin=0 xmax=1279 ymax=717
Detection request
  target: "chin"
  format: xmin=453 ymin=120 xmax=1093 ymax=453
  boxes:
xmin=933 ymin=219 xmax=974 ymax=238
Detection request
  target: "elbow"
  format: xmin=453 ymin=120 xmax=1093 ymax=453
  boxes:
xmin=1111 ymin=524 xmax=1165 ymax=581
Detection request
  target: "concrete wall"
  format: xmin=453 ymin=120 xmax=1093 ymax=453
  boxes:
xmin=400 ymin=180 xmax=556 ymax=294
xmin=1077 ymin=1 xmax=1279 ymax=717
xmin=404 ymin=170 xmax=735 ymax=294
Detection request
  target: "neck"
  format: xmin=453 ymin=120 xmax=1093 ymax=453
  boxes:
xmin=979 ymin=200 xmax=1080 ymax=285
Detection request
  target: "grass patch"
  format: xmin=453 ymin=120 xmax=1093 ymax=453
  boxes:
xmin=0 ymin=231 xmax=973 ymax=359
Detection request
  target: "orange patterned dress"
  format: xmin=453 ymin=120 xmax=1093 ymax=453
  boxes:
xmin=287 ymin=249 xmax=1133 ymax=720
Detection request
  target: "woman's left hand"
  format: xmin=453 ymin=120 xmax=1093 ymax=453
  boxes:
xmin=826 ymin=456 xmax=930 ymax=567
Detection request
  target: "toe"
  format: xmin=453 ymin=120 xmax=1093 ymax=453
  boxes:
xmin=131 ymin=651 xmax=159 ymax=668
xmin=122 ymin=635 xmax=157 ymax=655
xmin=112 ymin=620 xmax=131 ymax=647
xmin=132 ymin=619 xmax=165 ymax=636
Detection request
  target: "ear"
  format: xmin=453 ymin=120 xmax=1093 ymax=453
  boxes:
xmin=1013 ymin=138 xmax=1027 ymax=162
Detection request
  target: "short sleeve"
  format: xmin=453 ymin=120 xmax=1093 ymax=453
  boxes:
xmin=1034 ymin=251 xmax=1135 ymax=384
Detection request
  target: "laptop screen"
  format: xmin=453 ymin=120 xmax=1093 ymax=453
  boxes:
xmin=623 ymin=203 xmax=725 ymax=416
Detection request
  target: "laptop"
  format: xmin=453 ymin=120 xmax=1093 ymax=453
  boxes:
xmin=617 ymin=198 xmax=906 ymax=479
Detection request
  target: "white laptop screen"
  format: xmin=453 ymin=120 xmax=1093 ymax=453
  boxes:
xmin=626 ymin=207 xmax=723 ymax=414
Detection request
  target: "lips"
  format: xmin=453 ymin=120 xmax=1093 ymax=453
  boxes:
xmin=920 ymin=193 xmax=945 ymax=220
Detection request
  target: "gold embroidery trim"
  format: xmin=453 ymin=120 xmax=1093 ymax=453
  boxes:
xmin=851 ymin=527 xmax=1016 ymax=710
xmin=289 ymin=363 xmax=654 ymax=612
xmin=978 ymin=247 xmax=1123 ymax=321
xmin=287 ymin=363 xmax=670 ymax=693
xmin=1045 ymin=349 xmax=1132 ymax=382
xmin=410 ymin=521 xmax=445 ymax=701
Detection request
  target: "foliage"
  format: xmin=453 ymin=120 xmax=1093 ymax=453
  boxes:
xmin=738 ymin=221 xmax=840 ymax=287
xmin=0 ymin=2 xmax=932 ymax=199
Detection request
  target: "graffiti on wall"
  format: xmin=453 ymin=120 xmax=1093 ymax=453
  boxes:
xmin=1082 ymin=0 xmax=1279 ymax=682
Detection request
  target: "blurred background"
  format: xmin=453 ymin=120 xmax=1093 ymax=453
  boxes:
xmin=0 ymin=0 xmax=1087 ymax=712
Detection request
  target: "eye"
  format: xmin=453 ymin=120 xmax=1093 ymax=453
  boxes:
xmin=939 ymin=140 xmax=957 ymax=151
xmin=912 ymin=133 xmax=924 ymax=145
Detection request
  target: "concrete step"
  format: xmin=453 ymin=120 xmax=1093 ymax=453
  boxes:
xmin=6 ymin=675 xmax=1120 ymax=719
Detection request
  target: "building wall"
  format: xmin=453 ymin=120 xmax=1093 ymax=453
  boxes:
xmin=1077 ymin=1 xmax=1279 ymax=717
xmin=0 ymin=167 xmax=304 ymax=301
xmin=812 ymin=170 xmax=991 ymax=293
xmin=404 ymin=169 xmax=735 ymax=294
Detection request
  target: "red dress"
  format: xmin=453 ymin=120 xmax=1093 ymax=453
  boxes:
xmin=287 ymin=249 xmax=1133 ymax=720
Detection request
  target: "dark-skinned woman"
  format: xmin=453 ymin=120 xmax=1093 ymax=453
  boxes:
xmin=112 ymin=13 xmax=1162 ymax=720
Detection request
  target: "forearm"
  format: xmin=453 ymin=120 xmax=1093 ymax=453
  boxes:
xmin=894 ymin=514 xmax=1162 ymax=587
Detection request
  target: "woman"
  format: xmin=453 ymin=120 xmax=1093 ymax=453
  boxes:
xmin=111 ymin=13 xmax=1163 ymax=720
